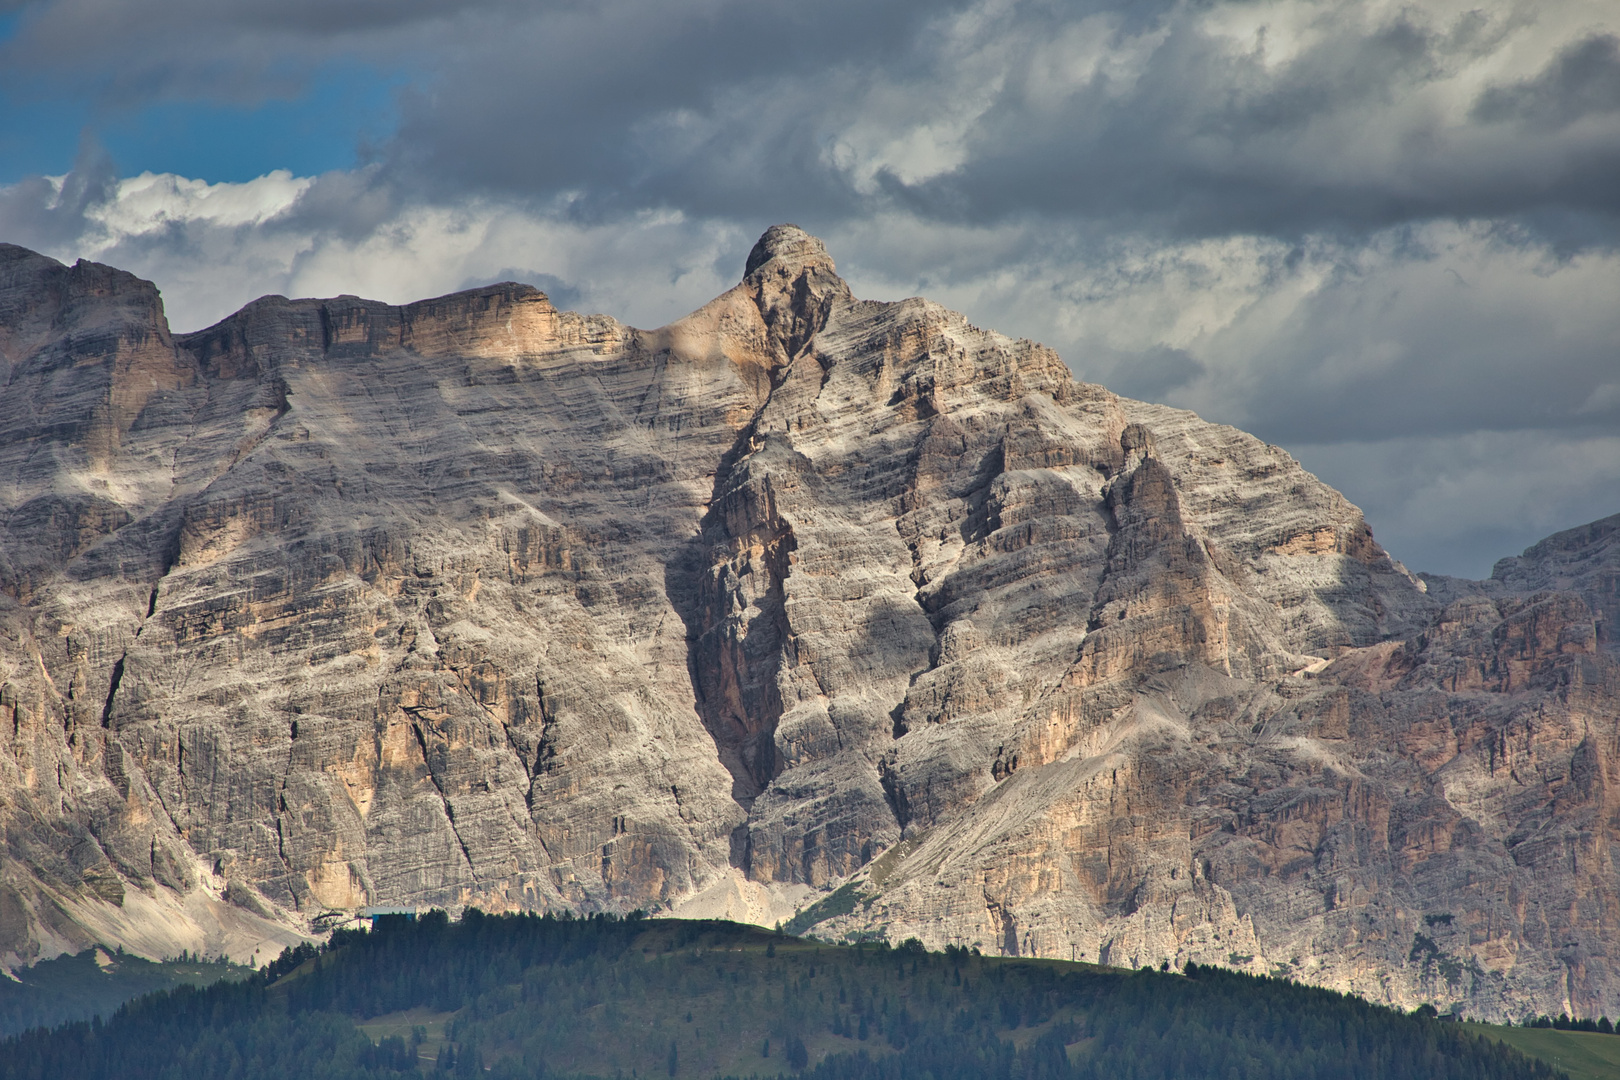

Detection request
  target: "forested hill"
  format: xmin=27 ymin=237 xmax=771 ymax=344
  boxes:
xmin=0 ymin=948 xmax=249 ymax=1038
xmin=0 ymin=914 xmax=1558 ymax=1080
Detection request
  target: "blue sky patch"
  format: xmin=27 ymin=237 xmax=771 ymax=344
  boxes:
xmin=0 ymin=62 xmax=401 ymax=185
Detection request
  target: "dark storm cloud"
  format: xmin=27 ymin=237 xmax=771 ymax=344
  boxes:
xmin=5 ymin=0 xmax=1617 ymax=242
xmin=1473 ymin=33 xmax=1620 ymax=127
xmin=372 ymin=0 xmax=1619 ymax=239
xmin=0 ymin=0 xmax=489 ymax=100
xmin=379 ymin=0 xmax=974 ymax=216
xmin=894 ymin=10 xmax=1620 ymax=236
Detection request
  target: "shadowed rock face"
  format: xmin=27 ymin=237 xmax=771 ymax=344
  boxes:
xmin=2 ymin=230 xmax=1617 ymax=1020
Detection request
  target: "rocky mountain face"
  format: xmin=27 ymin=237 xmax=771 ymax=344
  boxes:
xmin=1 ymin=228 xmax=1616 ymax=1021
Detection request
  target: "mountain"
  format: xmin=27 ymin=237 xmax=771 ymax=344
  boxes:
xmin=0 ymin=226 xmax=1616 ymax=1021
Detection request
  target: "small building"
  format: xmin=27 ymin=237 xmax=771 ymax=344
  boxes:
xmin=361 ymin=906 xmax=419 ymax=931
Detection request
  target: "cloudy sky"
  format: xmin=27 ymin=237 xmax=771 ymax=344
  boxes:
xmin=2 ymin=0 xmax=1616 ymax=578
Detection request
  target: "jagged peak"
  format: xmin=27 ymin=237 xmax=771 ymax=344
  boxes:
xmin=743 ymin=224 xmax=836 ymax=281
xmin=736 ymin=225 xmax=851 ymax=361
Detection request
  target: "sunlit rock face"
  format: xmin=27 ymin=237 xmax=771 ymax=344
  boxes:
xmin=1 ymin=230 xmax=1616 ymax=1021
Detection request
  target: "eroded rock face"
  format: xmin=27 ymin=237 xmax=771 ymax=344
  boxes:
xmin=1 ymin=232 xmax=1616 ymax=1021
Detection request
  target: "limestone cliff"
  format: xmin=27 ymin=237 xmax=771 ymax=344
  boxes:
xmin=0 ymin=229 xmax=1615 ymax=1021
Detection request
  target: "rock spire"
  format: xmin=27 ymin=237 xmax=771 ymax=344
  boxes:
xmin=0 ymin=228 xmax=1616 ymax=1022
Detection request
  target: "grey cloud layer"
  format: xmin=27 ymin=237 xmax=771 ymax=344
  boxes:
xmin=8 ymin=0 xmax=1616 ymax=232
xmin=1474 ymin=32 xmax=1620 ymax=127
xmin=912 ymin=20 xmax=1620 ymax=233
xmin=386 ymin=1 xmax=1620 ymax=235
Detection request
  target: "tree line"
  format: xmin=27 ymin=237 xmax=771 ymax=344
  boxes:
xmin=0 ymin=913 xmax=1563 ymax=1080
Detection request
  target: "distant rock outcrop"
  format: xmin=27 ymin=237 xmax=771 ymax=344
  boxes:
xmin=1 ymin=230 xmax=1616 ymax=1021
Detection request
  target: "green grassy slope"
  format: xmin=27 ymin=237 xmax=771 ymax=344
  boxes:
xmin=0 ymin=947 xmax=249 ymax=1037
xmin=1466 ymin=1023 xmax=1620 ymax=1080
xmin=0 ymin=914 xmax=1564 ymax=1080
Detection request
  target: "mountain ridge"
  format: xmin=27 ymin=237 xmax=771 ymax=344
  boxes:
xmin=0 ymin=227 xmax=1615 ymax=1022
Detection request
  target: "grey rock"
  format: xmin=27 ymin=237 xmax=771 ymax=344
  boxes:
xmin=0 ymin=230 xmax=1616 ymax=1022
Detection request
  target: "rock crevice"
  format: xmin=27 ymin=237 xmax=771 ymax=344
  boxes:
xmin=0 ymin=231 xmax=1617 ymax=1021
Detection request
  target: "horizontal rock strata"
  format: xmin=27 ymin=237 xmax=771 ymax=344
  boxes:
xmin=1 ymin=230 xmax=1616 ymax=1020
